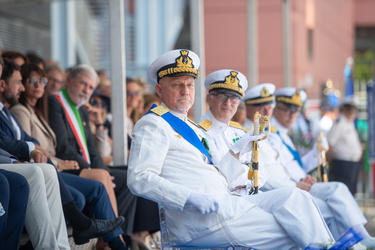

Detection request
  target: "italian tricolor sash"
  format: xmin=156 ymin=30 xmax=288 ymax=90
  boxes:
xmin=53 ymin=89 xmax=91 ymax=163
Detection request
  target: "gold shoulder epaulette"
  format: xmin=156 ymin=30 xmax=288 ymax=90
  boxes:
xmin=270 ymin=126 xmax=278 ymax=133
xmin=150 ymin=105 xmax=169 ymax=116
xmin=199 ymin=119 xmax=213 ymax=131
xmin=243 ymin=127 xmax=252 ymax=133
xmin=229 ymin=121 xmax=243 ymax=130
xmin=188 ymin=118 xmax=199 ymax=128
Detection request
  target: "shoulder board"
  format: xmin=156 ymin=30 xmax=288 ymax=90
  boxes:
xmin=270 ymin=126 xmax=278 ymax=133
xmin=199 ymin=119 xmax=213 ymax=131
xmin=229 ymin=121 xmax=244 ymax=130
xmin=243 ymin=127 xmax=252 ymax=133
xmin=187 ymin=118 xmax=199 ymax=128
xmin=150 ymin=105 xmax=169 ymax=116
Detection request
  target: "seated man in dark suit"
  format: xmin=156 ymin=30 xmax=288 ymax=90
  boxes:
xmin=0 ymin=58 xmax=126 ymax=248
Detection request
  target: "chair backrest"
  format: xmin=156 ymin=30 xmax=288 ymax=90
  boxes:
xmin=158 ymin=204 xmax=255 ymax=250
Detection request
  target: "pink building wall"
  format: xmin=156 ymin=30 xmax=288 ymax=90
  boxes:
xmin=355 ymin=0 xmax=375 ymax=26
xmin=204 ymin=0 xmax=248 ymax=76
xmin=258 ymin=1 xmax=283 ymax=87
xmin=291 ymin=0 xmax=354 ymax=99
xmin=204 ymin=0 xmax=362 ymax=99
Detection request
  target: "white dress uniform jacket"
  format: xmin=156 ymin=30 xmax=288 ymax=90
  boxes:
xmin=269 ymin=117 xmax=319 ymax=179
xmin=128 ymin=108 xmax=252 ymax=244
xmin=267 ymin=117 xmax=367 ymax=239
xmin=199 ymin=110 xmax=267 ymax=195
xmin=128 ymin=105 xmax=334 ymax=248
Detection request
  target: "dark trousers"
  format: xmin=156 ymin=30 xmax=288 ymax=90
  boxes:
xmin=60 ymin=172 xmax=123 ymax=241
xmin=109 ymin=167 xmax=160 ymax=236
xmin=0 ymin=170 xmax=29 ymax=250
xmin=63 ymin=166 xmax=138 ymax=237
xmin=329 ymin=159 xmax=361 ymax=195
xmin=110 ymin=167 xmax=138 ymax=236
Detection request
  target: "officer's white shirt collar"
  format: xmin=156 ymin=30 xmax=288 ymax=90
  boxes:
xmin=271 ymin=116 xmax=288 ymax=135
xmin=160 ymin=103 xmax=188 ymax=121
xmin=206 ymin=110 xmax=230 ymax=131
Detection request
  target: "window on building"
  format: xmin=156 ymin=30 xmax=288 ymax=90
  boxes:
xmin=307 ymin=28 xmax=314 ymax=61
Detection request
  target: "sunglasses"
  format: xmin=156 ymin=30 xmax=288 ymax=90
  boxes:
xmin=27 ymin=77 xmax=48 ymax=86
xmin=89 ymin=98 xmax=106 ymax=108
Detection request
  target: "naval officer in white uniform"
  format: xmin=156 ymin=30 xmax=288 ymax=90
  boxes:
xmin=199 ymin=69 xmax=268 ymax=195
xmin=255 ymin=86 xmax=374 ymax=247
xmin=127 ymin=49 xmax=335 ymax=250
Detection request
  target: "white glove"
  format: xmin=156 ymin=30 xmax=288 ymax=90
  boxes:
xmin=320 ymin=136 xmax=329 ymax=151
xmin=185 ymin=192 xmax=219 ymax=214
xmin=315 ymin=135 xmax=329 ymax=152
xmin=230 ymin=131 xmax=267 ymax=154
xmin=313 ymin=135 xmax=329 ymax=166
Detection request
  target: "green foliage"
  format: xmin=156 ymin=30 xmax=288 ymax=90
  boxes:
xmin=354 ymin=50 xmax=374 ymax=82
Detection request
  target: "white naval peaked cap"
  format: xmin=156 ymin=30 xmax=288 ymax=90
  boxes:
xmin=204 ymin=69 xmax=248 ymax=98
xmin=147 ymin=49 xmax=200 ymax=83
xmin=275 ymin=87 xmax=307 ymax=107
xmin=242 ymin=83 xmax=276 ymax=105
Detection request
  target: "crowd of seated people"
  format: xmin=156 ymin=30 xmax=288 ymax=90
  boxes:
xmin=0 ymin=54 xmax=129 ymax=249
xmin=0 ymin=50 xmax=162 ymax=250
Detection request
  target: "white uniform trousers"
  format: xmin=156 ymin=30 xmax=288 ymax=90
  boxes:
xmin=310 ymin=182 xmax=367 ymax=239
xmin=187 ymin=187 xmax=333 ymax=250
xmin=0 ymin=163 xmax=70 ymax=250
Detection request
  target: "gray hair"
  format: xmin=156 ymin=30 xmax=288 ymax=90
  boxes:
xmin=45 ymin=64 xmax=65 ymax=76
xmin=69 ymin=64 xmax=99 ymax=85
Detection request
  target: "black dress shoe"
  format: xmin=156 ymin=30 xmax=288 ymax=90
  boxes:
xmin=108 ymin=236 xmax=128 ymax=250
xmin=73 ymin=216 xmax=125 ymax=245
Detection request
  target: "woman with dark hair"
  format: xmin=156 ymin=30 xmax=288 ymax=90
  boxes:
xmin=11 ymin=64 xmax=127 ymax=249
xmin=12 ymin=64 xmax=78 ymax=171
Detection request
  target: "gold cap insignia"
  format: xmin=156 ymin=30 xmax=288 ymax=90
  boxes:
xmin=158 ymin=50 xmax=199 ymax=80
xmin=245 ymin=86 xmax=275 ymax=105
xmin=260 ymin=87 xmax=271 ymax=98
xmin=176 ymin=50 xmax=193 ymax=68
xmin=276 ymin=89 xmax=303 ymax=107
xmin=224 ymin=71 xmax=240 ymax=87
xmin=208 ymin=71 xmax=244 ymax=97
